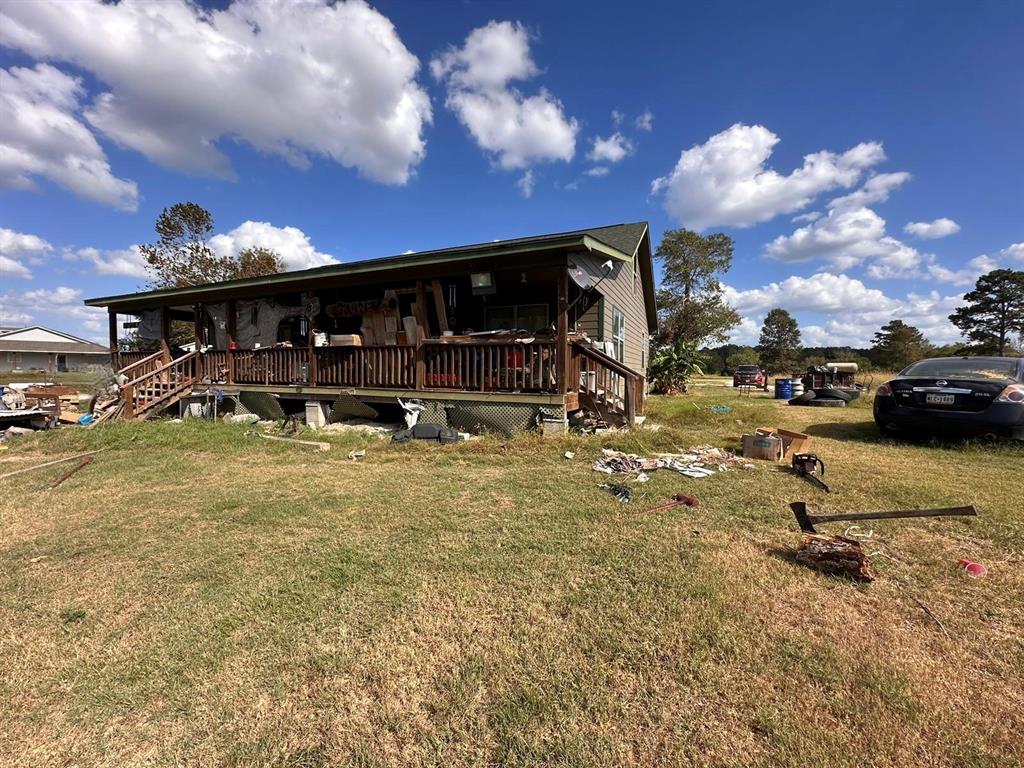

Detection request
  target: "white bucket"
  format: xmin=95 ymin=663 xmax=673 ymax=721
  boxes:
xmin=791 ymin=379 xmax=805 ymax=396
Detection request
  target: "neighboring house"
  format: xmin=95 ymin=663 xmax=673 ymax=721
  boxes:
xmin=0 ymin=326 xmax=110 ymax=373
xmin=86 ymin=222 xmax=658 ymax=431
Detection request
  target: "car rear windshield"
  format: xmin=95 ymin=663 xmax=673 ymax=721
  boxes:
xmin=901 ymin=358 xmax=1021 ymax=380
xmin=737 ymin=365 xmax=760 ymax=371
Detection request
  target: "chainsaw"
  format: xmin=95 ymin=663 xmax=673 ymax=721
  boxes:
xmin=791 ymin=452 xmax=829 ymax=493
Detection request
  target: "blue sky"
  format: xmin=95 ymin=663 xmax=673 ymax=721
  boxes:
xmin=1 ymin=0 xmax=1022 ymax=347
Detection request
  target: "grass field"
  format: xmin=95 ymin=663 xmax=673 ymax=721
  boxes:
xmin=1 ymin=379 xmax=1021 ymax=767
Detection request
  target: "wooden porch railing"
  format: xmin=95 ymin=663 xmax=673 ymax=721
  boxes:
xmin=315 ymin=346 xmax=415 ymax=388
xmin=116 ymin=350 xmax=162 ymax=378
xmin=421 ymin=340 xmax=557 ymax=392
xmin=121 ymin=351 xmax=198 ymax=419
xmin=233 ymin=348 xmax=310 ymax=385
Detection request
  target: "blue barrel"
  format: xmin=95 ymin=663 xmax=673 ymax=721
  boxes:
xmin=774 ymin=378 xmax=793 ymax=399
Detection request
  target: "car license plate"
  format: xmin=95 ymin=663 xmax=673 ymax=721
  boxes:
xmin=926 ymin=393 xmax=955 ymax=405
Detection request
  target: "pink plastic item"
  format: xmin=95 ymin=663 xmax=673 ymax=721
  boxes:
xmin=958 ymin=558 xmax=987 ymax=577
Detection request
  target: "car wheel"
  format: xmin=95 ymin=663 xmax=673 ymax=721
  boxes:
xmin=788 ymin=391 xmax=816 ymax=405
xmin=808 ymin=398 xmax=846 ymax=407
xmin=813 ymin=387 xmax=853 ymax=402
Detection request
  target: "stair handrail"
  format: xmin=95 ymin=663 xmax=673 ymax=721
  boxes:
xmin=122 ymin=351 xmax=199 ymax=389
xmin=570 ymin=340 xmax=640 ymax=379
xmin=570 ymin=340 xmax=644 ymax=423
xmin=117 ymin=350 xmax=163 ymax=377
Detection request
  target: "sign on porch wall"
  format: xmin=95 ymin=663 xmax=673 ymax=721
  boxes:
xmin=326 ymin=299 xmax=382 ymax=318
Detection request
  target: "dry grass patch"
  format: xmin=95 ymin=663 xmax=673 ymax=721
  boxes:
xmin=1 ymin=384 xmax=1022 ymax=767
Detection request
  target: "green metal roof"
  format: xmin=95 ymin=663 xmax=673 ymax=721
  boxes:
xmin=84 ymin=222 xmax=657 ymax=330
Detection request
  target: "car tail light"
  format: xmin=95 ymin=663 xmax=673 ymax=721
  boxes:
xmin=996 ymin=384 xmax=1024 ymax=403
xmin=876 ymin=382 xmax=893 ymax=396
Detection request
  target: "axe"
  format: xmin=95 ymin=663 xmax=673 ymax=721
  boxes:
xmin=790 ymin=501 xmax=977 ymax=534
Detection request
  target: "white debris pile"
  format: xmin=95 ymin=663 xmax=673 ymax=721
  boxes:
xmin=593 ymin=446 xmax=755 ymax=479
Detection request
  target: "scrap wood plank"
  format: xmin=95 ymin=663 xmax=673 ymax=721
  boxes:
xmin=431 ymin=279 xmax=449 ymax=333
xmin=256 ymin=432 xmax=331 ymax=451
xmin=48 ymin=456 xmax=94 ymax=489
xmin=0 ymin=449 xmax=107 ymax=481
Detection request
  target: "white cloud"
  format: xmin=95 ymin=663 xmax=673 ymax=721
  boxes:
xmin=208 ymin=221 xmax=337 ymax=271
xmin=63 ymin=244 xmax=148 ymax=278
xmin=904 ymin=217 xmax=960 ymax=239
xmin=723 ymin=272 xmax=966 ymax=346
xmin=765 ymin=171 xmax=923 ymax=277
xmin=0 ymin=64 xmax=138 ymax=210
xmin=0 ymin=285 xmax=107 ymax=339
xmin=651 ymin=123 xmax=885 ymax=230
xmin=585 ymin=166 xmax=610 ymax=177
xmin=792 ymin=211 xmax=822 ymax=223
xmin=432 ymin=21 xmax=577 ymax=171
xmin=587 ymin=132 xmax=633 ymax=164
xmin=635 ymin=110 xmax=654 ymax=132
xmin=516 ymin=169 xmax=535 ymax=198
xmin=1 ymin=226 xmax=53 ymax=279
xmin=0 ymin=0 xmax=431 ymax=185
xmin=999 ymin=242 xmax=1024 ymax=261
xmin=611 ymin=109 xmax=624 ymax=127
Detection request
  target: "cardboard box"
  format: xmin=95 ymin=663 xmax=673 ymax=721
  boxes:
xmin=742 ymin=432 xmax=784 ymax=461
xmin=329 ymin=334 xmax=362 ymax=347
xmin=750 ymin=426 xmax=812 ymax=460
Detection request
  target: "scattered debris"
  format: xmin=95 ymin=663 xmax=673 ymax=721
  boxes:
xmin=255 ymin=432 xmax=330 ymax=451
xmin=28 ymin=555 xmax=48 ymax=563
xmin=634 ymin=471 xmax=650 ymax=483
xmin=392 ymin=423 xmax=464 ymax=444
xmin=958 ymin=558 xmax=988 ymax=578
xmin=563 ymin=451 xmax=575 ymax=460
xmin=791 ymin=501 xmax=978 ymax=534
xmin=791 ymin=452 xmax=830 ymax=493
xmin=643 ymin=492 xmax=700 ymax=513
xmin=709 ymin=405 xmax=732 ymax=414
xmin=0 ymin=449 xmax=107 ymax=481
xmin=903 ymin=589 xmax=952 ymax=639
xmin=593 ymin=446 xmax=754 ymax=479
xmin=227 ymin=413 xmax=260 ymax=424
xmin=843 ymin=524 xmax=874 ymax=540
xmin=347 ymin=449 xmax=366 ymax=461
xmin=320 ymin=420 xmax=399 ymax=439
xmin=796 ymin=533 xmax=875 ymax=581
xmin=48 ymin=455 xmax=94 ymax=489
xmin=600 ymin=483 xmax=633 ymax=503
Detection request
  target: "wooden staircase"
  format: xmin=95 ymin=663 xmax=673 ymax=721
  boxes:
xmin=118 ymin=351 xmax=198 ymax=419
xmin=570 ymin=341 xmax=645 ymax=426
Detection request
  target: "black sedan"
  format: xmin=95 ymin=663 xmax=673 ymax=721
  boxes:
xmin=874 ymin=356 xmax=1024 ymax=440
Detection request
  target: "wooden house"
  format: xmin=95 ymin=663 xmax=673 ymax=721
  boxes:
xmin=85 ymin=222 xmax=658 ymax=432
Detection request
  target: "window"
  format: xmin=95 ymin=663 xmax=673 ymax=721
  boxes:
xmin=484 ymin=304 xmax=549 ymax=332
xmin=611 ymin=307 xmax=625 ymax=362
xmin=7 ymin=352 xmax=22 ymax=366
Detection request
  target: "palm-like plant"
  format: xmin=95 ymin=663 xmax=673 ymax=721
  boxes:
xmin=648 ymin=340 xmax=705 ymax=394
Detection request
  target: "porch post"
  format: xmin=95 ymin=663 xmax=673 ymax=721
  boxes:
xmin=307 ymin=322 xmax=318 ymax=387
xmin=107 ymin=308 xmax=118 ymax=370
xmin=226 ymin=299 xmax=236 ymax=384
xmin=193 ymin=304 xmax=204 ymax=380
xmin=414 ymin=279 xmax=427 ymax=389
xmin=159 ymin=305 xmax=171 ymax=365
xmin=556 ymin=265 xmax=570 ymax=394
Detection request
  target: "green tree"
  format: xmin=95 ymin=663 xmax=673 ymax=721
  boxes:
xmin=871 ymin=320 xmax=930 ymax=371
xmin=757 ymin=308 xmax=801 ymax=374
xmin=655 ymin=228 xmax=741 ymax=347
xmin=949 ymin=269 xmax=1024 ymax=355
xmin=139 ymin=202 xmax=284 ymax=289
xmin=725 ymin=346 xmax=760 ymax=371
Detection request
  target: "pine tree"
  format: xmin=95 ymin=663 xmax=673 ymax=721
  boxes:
xmin=949 ymin=269 xmax=1024 ymax=355
xmin=871 ymin=320 xmax=930 ymax=371
xmin=757 ymin=308 xmax=801 ymax=374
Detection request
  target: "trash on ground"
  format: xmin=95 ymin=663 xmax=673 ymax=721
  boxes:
xmin=320 ymin=420 xmax=399 ymax=439
xmin=593 ymin=446 xmax=752 ymax=478
xmin=958 ymin=558 xmax=988 ymax=578
xmin=392 ymin=423 xmax=464 ymax=444
xmin=563 ymin=451 xmax=575 ymax=460
xmin=791 ymin=500 xmax=978 ymax=534
xmin=48 ymin=455 xmax=94 ymax=489
xmin=796 ymin=533 xmax=875 ymax=582
xmin=347 ymin=449 xmax=366 ymax=461
xmin=710 ymin=405 xmax=732 ymax=414
xmin=742 ymin=427 xmax=811 ymax=461
xmin=600 ymin=483 xmax=633 ymax=503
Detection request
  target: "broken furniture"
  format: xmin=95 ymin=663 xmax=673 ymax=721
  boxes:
xmin=790 ymin=501 xmax=978 ymax=534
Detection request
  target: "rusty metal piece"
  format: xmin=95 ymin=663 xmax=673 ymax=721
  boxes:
xmin=48 ymin=455 xmax=93 ymax=489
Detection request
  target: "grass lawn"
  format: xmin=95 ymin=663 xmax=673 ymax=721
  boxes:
xmin=1 ymin=379 xmax=1022 ymax=767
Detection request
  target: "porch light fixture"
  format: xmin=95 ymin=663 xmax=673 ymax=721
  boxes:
xmin=471 ymin=271 xmax=496 ymax=296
